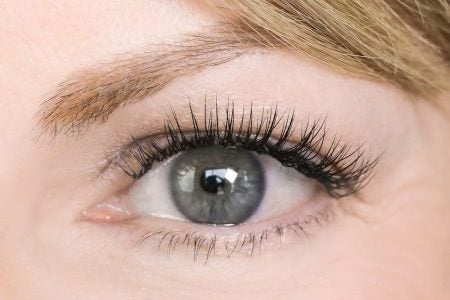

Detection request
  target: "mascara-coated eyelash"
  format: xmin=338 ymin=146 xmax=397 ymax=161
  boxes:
xmin=117 ymin=103 xmax=378 ymax=198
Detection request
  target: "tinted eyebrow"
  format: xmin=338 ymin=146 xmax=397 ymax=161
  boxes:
xmin=38 ymin=29 xmax=259 ymax=138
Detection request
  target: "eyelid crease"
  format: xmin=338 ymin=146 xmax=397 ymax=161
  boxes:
xmin=108 ymin=102 xmax=379 ymax=198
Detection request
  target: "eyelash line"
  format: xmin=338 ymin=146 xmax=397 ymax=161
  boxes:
xmin=133 ymin=211 xmax=333 ymax=264
xmin=116 ymin=102 xmax=378 ymax=198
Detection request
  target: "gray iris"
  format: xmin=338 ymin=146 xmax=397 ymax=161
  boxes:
xmin=170 ymin=146 xmax=265 ymax=225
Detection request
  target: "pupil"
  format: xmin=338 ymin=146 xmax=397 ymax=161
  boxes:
xmin=200 ymin=170 xmax=226 ymax=194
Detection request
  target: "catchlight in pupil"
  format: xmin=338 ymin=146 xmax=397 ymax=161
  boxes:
xmin=200 ymin=168 xmax=238 ymax=195
xmin=170 ymin=146 xmax=265 ymax=225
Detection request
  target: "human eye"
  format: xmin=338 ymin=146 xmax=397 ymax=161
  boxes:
xmin=82 ymin=102 xmax=378 ymax=261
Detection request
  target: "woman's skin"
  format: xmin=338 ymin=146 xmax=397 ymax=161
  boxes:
xmin=0 ymin=1 xmax=449 ymax=299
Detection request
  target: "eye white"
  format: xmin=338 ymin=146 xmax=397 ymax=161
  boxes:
xmin=129 ymin=155 xmax=187 ymax=221
xmin=127 ymin=152 xmax=321 ymax=223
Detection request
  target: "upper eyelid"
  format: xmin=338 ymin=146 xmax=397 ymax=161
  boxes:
xmin=105 ymin=105 xmax=300 ymax=169
xmin=107 ymin=103 xmax=379 ymax=197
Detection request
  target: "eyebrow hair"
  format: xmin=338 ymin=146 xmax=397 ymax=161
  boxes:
xmin=38 ymin=29 xmax=259 ymax=137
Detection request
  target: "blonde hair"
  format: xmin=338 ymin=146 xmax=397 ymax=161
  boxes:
xmin=220 ymin=0 xmax=449 ymax=97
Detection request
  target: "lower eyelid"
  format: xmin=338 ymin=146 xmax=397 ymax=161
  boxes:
xmin=78 ymin=191 xmax=336 ymax=262
xmin=124 ymin=208 xmax=334 ymax=261
xmin=84 ymin=158 xmax=337 ymax=261
xmin=125 ymin=177 xmax=335 ymax=261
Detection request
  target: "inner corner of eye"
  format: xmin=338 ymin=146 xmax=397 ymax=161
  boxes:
xmin=81 ymin=196 xmax=133 ymax=223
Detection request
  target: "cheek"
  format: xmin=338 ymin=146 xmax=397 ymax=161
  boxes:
xmin=298 ymin=199 xmax=446 ymax=300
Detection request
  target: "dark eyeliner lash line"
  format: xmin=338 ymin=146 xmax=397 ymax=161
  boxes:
xmin=118 ymin=101 xmax=378 ymax=198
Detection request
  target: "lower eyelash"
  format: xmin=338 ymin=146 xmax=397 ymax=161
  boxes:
xmin=133 ymin=211 xmax=333 ymax=264
xmin=116 ymin=102 xmax=378 ymax=198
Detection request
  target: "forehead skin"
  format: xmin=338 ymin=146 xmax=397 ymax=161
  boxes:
xmin=0 ymin=1 xmax=449 ymax=300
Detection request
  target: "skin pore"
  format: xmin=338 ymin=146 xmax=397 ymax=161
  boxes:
xmin=0 ymin=1 xmax=449 ymax=299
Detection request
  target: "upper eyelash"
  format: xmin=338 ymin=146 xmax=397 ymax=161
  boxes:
xmin=117 ymin=102 xmax=379 ymax=198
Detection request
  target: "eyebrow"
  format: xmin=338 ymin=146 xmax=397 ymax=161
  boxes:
xmin=38 ymin=29 xmax=259 ymax=138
